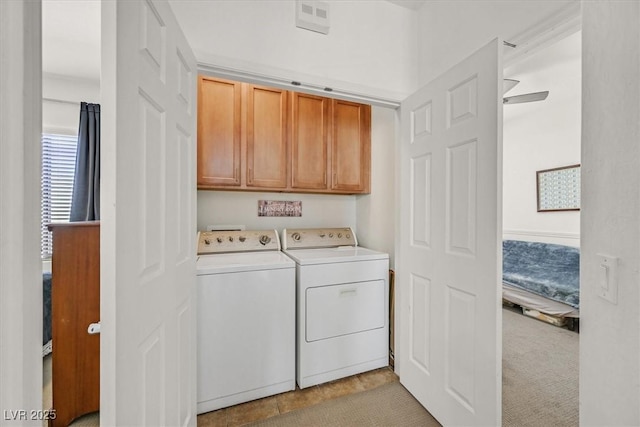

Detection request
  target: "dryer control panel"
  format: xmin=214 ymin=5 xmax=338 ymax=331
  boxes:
xmin=198 ymin=229 xmax=280 ymax=254
xmin=282 ymin=228 xmax=357 ymax=250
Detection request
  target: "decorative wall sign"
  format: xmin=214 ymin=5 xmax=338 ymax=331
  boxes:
xmin=258 ymin=200 xmax=302 ymax=217
xmin=536 ymin=164 xmax=581 ymax=212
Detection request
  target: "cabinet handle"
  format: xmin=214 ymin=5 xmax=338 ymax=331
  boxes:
xmin=234 ymin=167 xmax=239 ymax=182
xmin=333 ymin=172 xmax=337 ymax=187
xmin=323 ymin=170 xmax=326 ymax=185
xmin=88 ymin=322 xmax=101 ymax=334
xmin=249 ymin=168 xmax=253 ymax=184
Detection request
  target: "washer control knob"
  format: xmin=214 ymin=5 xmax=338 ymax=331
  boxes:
xmin=292 ymin=232 xmax=301 ymax=241
xmin=228 ymin=236 xmax=234 ymax=242
xmin=239 ymin=236 xmax=246 ymax=242
xmin=319 ymin=233 xmax=325 ymax=238
xmin=338 ymin=233 xmax=343 ymax=238
xmin=204 ymin=239 xmax=211 ymax=245
xmin=216 ymin=237 xmax=223 ymax=243
xmin=346 ymin=233 xmax=351 ymax=239
xmin=329 ymin=233 xmax=334 ymax=238
xmin=259 ymin=235 xmax=271 ymax=246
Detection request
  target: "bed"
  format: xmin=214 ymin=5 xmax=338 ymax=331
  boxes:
xmin=502 ymin=240 xmax=580 ymax=326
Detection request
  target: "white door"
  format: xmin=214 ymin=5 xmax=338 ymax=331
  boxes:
xmin=398 ymin=39 xmax=502 ymax=426
xmin=101 ymin=1 xmax=197 ymax=425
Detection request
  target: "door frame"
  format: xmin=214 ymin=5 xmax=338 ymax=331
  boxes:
xmin=0 ymin=0 xmax=43 ymax=419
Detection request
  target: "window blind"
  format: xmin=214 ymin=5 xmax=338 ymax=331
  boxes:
xmin=41 ymin=133 xmax=78 ymax=258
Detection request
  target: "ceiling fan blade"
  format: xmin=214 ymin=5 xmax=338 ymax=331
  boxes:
xmin=503 ymin=79 xmax=520 ymax=95
xmin=503 ymin=91 xmax=549 ymax=105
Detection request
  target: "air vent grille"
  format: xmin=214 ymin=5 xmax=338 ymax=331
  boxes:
xmin=296 ymin=0 xmax=330 ymax=35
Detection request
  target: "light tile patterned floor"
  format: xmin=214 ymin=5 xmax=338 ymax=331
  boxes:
xmin=197 ymin=367 xmax=399 ymax=427
xmin=44 ymin=354 xmax=397 ymax=427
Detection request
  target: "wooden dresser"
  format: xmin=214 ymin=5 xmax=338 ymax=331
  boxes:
xmin=47 ymin=222 xmax=100 ymax=427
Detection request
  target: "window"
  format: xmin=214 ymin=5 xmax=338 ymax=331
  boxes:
xmin=41 ymin=133 xmax=78 ymax=258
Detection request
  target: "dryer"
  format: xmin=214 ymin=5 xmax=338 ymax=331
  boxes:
xmin=282 ymin=227 xmax=389 ymax=388
xmin=196 ymin=229 xmax=295 ymax=414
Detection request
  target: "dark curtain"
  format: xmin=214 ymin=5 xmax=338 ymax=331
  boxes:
xmin=70 ymin=102 xmax=100 ymax=221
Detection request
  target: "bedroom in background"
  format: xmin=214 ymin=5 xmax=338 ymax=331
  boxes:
xmin=501 ymin=21 xmax=581 ymax=426
xmin=41 ymin=1 xmax=102 ymax=424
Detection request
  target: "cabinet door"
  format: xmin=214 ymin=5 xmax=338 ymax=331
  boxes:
xmin=49 ymin=223 xmax=100 ymax=427
xmin=331 ymin=100 xmax=371 ymax=193
xmin=246 ymin=85 xmax=288 ymax=188
xmin=291 ymin=92 xmax=330 ymax=190
xmin=197 ymin=76 xmax=241 ymax=187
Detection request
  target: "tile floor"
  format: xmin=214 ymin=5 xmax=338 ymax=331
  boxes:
xmin=197 ymin=366 xmax=399 ymax=427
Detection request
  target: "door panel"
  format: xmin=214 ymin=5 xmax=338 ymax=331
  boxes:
xmin=246 ymin=85 xmax=288 ymax=188
xmin=197 ymin=77 xmax=241 ymax=187
xmin=101 ymin=1 xmax=197 ymax=425
xmin=331 ymin=100 xmax=371 ymax=193
xmin=398 ymin=39 xmax=502 ymax=426
xmin=290 ymin=92 xmax=329 ymax=190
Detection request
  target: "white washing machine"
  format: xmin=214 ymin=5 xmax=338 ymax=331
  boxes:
xmin=282 ymin=227 xmax=389 ymax=389
xmin=196 ymin=229 xmax=295 ymax=414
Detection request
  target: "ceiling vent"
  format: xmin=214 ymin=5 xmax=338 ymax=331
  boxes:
xmin=296 ymin=0 xmax=330 ymax=35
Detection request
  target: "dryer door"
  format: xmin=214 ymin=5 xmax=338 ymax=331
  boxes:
xmin=306 ymin=280 xmax=385 ymax=342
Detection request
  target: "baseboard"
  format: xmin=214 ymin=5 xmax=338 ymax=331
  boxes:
xmin=503 ymin=229 xmax=580 ymax=247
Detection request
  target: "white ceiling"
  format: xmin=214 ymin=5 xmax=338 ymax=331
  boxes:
xmin=42 ymin=0 xmax=100 ymax=81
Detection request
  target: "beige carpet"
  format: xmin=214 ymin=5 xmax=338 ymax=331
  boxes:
xmin=502 ymin=307 xmax=579 ymax=427
xmin=246 ymin=381 xmax=440 ymax=427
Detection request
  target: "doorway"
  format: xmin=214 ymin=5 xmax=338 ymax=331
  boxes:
xmin=501 ymin=30 xmax=581 ymax=426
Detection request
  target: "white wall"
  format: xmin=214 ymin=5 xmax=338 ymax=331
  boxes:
xmin=43 ymin=73 xmax=100 ymax=134
xmin=580 ymin=2 xmax=640 ymax=425
xmin=197 ymin=191 xmax=356 ymax=233
xmin=169 ymin=0 xmax=418 ymax=100
xmin=416 ymin=0 xmax=576 ymax=87
xmin=502 ymin=31 xmax=581 ymax=247
xmin=356 ymin=106 xmax=396 ymax=267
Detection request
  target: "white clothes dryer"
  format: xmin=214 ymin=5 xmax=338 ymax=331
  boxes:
xmin=282 ymin=227 xmax=389 ymax=389
xmin=196 ymin=230 xmax=295 ymax=414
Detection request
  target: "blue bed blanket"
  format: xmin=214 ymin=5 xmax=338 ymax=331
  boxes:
xmin=502 ymin=240 xmax=580 ymax=308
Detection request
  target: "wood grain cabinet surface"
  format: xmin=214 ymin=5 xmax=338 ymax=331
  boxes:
xmin=47 ymin=222 xmax=100 ymax=427
xmin=197 ymin=76 xmax=241 ymax=187
xmin=197 ymin=75 xmax=371 ymax=194
xmin=246 ymin=84 xmax=289 ymax=189
xmin=290 ymin=92 xmax=330 ymax=190
xmin=331 ymin=99 xmax=371 ymax=193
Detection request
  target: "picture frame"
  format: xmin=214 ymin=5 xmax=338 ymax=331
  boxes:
xmin=536 ymin=164 xmax=581 ymax=212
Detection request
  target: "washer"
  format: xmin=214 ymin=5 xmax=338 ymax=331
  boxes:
xmin=282 ymin=227 xmax=389 ymax=389
xmin=196 ymin=229 xmax=295 ymax=414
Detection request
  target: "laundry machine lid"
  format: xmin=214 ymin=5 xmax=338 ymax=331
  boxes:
xmin=283 ymin=246 xmax=389 ymax=266
xmin=197 ymin=251 xmax=295 ymax=275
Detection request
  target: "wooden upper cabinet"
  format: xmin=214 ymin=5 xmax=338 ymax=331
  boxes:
xmin=196 ymin=75 xmax=371 ymax=194
xmin=290 ymin=92 xmax=330 ymax=190
xmin=331 ymin=99 xmax=371 ymax=193
xmin=197 ymin=76 xmax=241 ymax=187
xmin=245 ymin=85 xmax=288 ymax=189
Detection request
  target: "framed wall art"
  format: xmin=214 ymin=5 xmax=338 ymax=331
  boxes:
xmin=536 ymin=164 xmax=581 ymax=212
xmin=258 ymin=200 xmax=302 ymax=217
